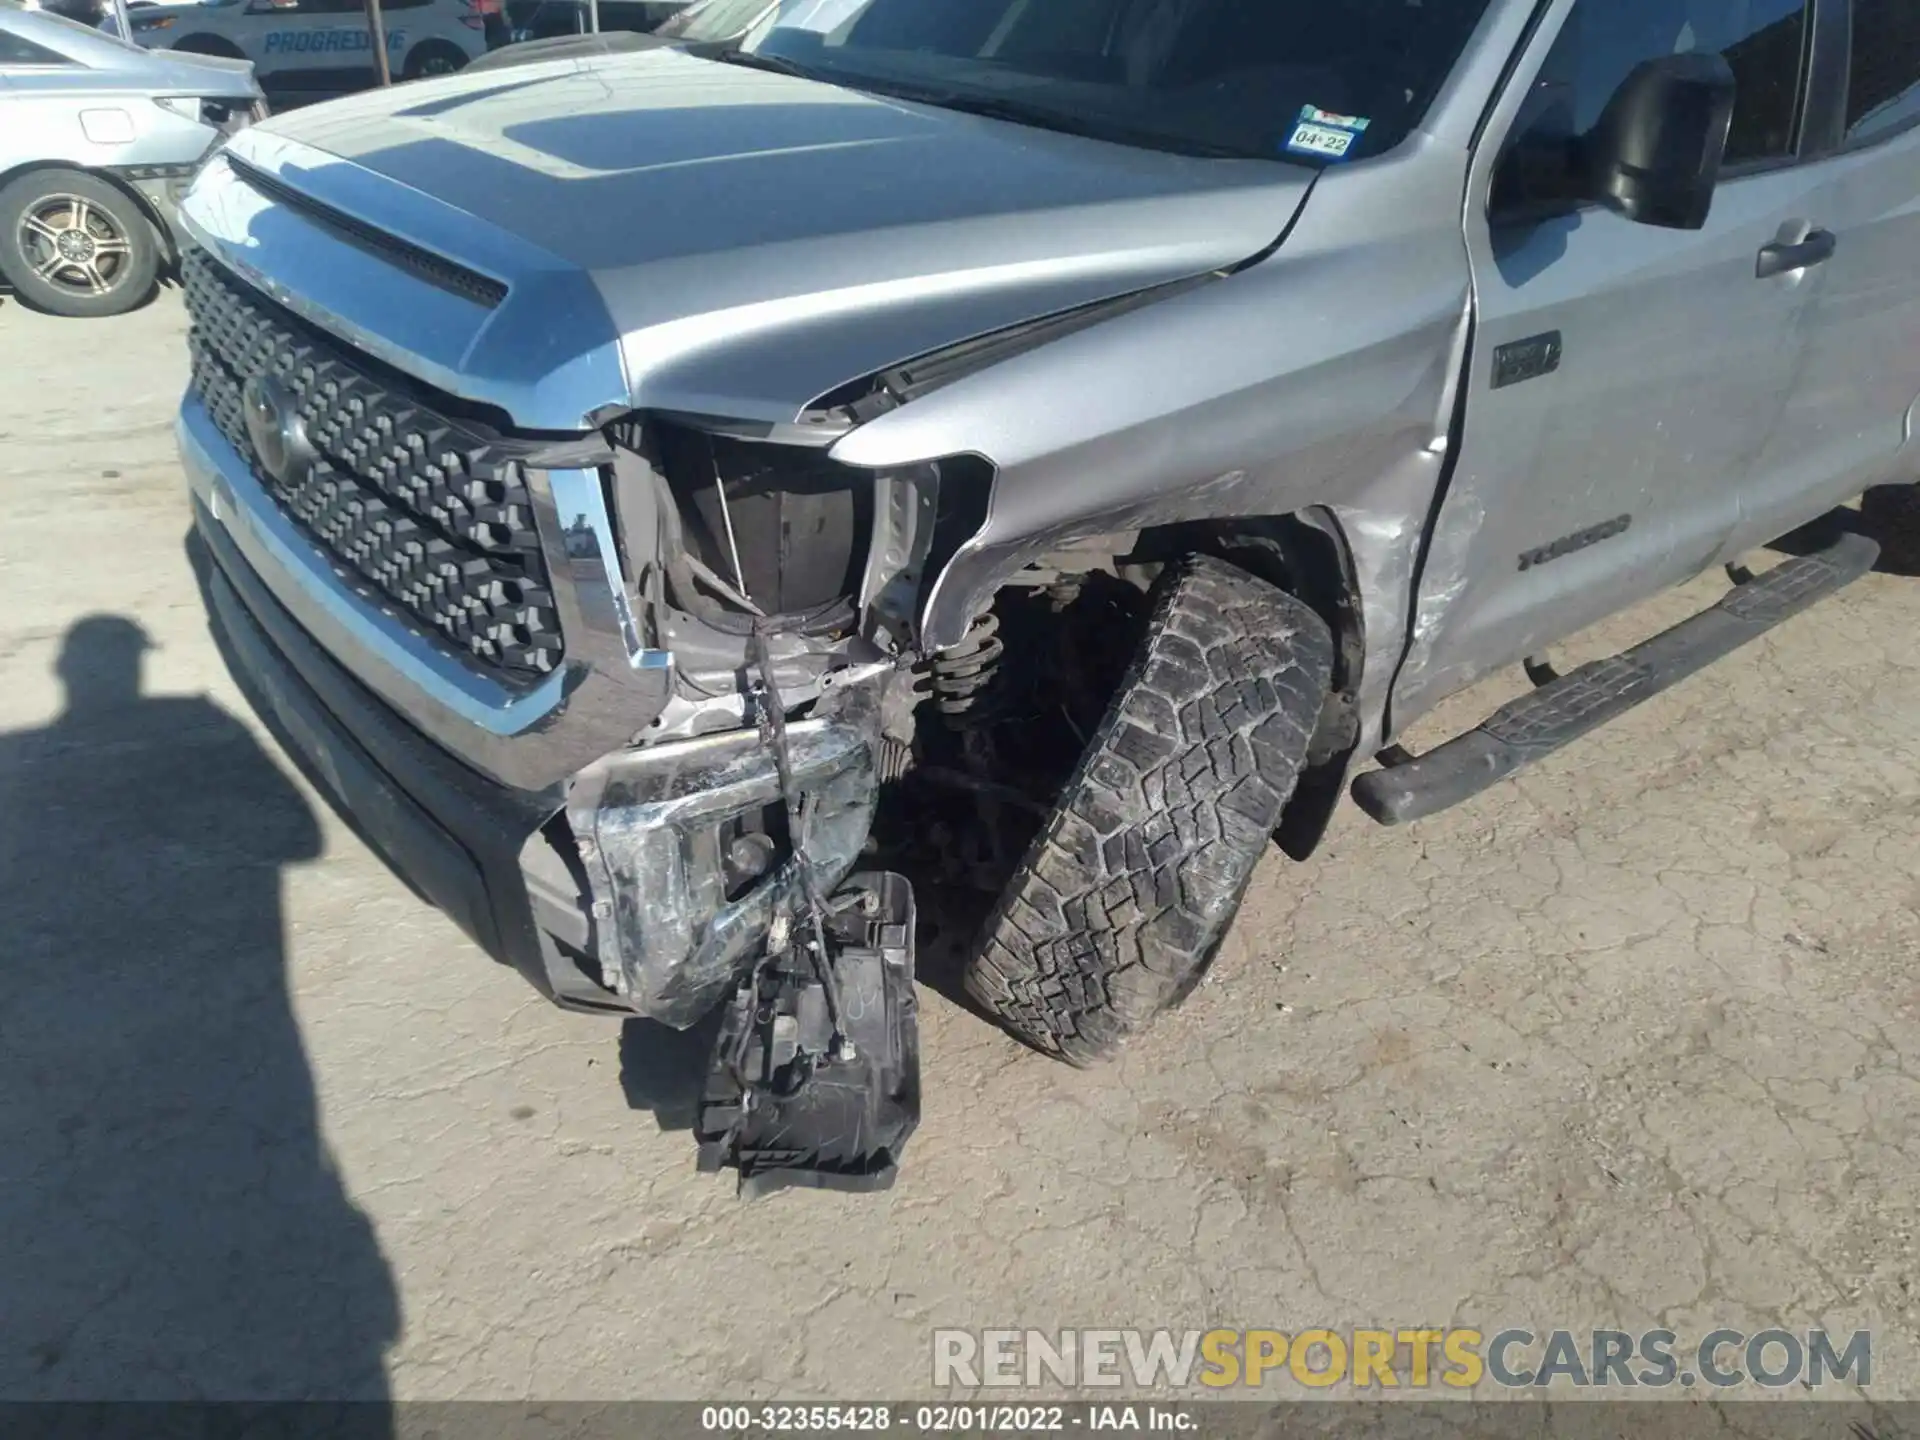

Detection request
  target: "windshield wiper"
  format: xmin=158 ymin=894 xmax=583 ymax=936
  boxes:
xmin=712 ymin=48 xmax=817 ymax=81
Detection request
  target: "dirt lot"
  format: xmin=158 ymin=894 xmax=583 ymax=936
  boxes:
xmin=2 ymin=291 xmax=1917 ymax=1404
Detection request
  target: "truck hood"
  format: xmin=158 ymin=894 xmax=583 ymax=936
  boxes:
xmin=192 ymin=47 xmax=1314 ymax=429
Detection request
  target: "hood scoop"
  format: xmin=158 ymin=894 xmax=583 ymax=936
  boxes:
xmin=227 ymin=157 xmax=507 ymax=309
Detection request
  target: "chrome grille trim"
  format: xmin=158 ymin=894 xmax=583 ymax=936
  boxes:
xmin=183 ymin=245 xmax=562 ymax=682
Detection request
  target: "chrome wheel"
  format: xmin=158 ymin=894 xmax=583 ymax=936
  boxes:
xmin=17 ymin=194 xmax=135 ymax=300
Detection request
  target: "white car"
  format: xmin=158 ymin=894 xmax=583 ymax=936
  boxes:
xmin=104 ymin=0 xmax=493 ymax=93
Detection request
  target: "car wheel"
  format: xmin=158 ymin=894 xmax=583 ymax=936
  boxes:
xmin=964 ymin=555 xmax=1334 ymax=1065
xmin=0 ymin=171 xmax=160 ymax=319
xmin=403 ymin=40 xmax=470 ymax=78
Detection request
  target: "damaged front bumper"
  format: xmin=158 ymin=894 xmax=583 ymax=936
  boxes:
xmin=192 ymin=469 xmax=892 ymax=1014
xmin=180 ymin=396 xmax=885 ymax=1012
xmin=182 ymin=372 xmax=926 ymax=1188
xmin=194 ymin=499 xmax=921 ymax=1190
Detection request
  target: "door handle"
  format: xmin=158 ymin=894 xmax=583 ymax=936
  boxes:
xmin=1756 ymin=229 xmax=1837 ymax=279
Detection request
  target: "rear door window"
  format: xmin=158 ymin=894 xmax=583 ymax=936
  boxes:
xmin=0 ymin=31 xmax=74 ymax=62
xmin=1846 ymin=0 xmax=1920 ymax=142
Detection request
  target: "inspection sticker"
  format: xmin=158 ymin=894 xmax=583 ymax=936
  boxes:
xmin=1284 ymin=121 xmax=1360 ymax=159
xmin=1284 ymin=103 xmax=1370 ymax=160
xmin=1299 ymin=104 xmax=1371 ymax=132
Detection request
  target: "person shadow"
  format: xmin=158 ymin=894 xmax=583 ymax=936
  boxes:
xmin=0 ymin=615 xmax=398 ymax=1417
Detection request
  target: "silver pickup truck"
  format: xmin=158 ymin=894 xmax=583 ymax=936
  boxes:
xmin=177 ymin=0 xmax=1920 ymax=1192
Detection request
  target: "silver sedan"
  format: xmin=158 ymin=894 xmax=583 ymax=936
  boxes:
xmin=1 ymin=1 xmax=262 ymax=315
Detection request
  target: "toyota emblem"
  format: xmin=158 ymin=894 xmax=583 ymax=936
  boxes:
xmin=240 ymin=374 xmax=315 ymax=489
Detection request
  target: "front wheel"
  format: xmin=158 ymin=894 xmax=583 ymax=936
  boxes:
xmin=0 ymin=170 xmax=159 ymax=319
xmin=965 ymin=555 xmax=1334 ymax=1065
xmin=403 ymin=39 xmax=470 ymax=78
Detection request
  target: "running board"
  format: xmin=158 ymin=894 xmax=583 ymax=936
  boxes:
xmin=1354 ymin=532 xmax=1880 ymax=826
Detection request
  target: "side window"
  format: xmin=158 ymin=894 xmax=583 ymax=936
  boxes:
xmin=0 ymin=33 xmax=74 ymax=64
xmin=1495 ymin=0 xmax=1811 ymax=217
xmin=1717 ymin=0 xmax=1814 ymax=160
xmin=1847 ymin=0 xmax=1920 ymax=141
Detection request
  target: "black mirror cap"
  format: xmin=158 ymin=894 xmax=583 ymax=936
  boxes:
xmin=1588 ymin=51 xmax=1737 ymax=231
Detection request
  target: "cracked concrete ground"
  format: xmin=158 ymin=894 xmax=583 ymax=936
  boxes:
xmin=1 ymin=295 xmax=1916 ymax=1404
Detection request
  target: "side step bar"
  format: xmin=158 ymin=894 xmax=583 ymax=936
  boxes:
xmin=1353 ymin=531 xmax=1880 ymax=826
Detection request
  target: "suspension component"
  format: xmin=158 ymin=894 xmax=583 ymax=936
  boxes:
xmin=875 ymin=736 xmax=914 ymax=783
xmin=1045 ymin=574 xmax=1085 ymax=611
xmin=930 ymin=611 xmax=1005 ymax=726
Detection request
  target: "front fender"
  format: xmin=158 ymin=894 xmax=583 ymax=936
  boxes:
xmin=828 ymin=0 xmax=1538 ymax=687
xmin=832 ymin=142 xmax=1474 ymax=761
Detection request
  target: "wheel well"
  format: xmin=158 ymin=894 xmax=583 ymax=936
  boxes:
xmin=993 ymin=511 xmax=1365 ymax=861
xmin=405 ymin=37 xmax=469 ymax=67
xmin=0 ymin=162 xmax=175 ymax=273
xmin=172 ymin=34 xmax=246 ymax=57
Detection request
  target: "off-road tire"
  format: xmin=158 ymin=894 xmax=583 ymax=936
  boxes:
xmin=964 ymin=555 xmax=1333 ymax=1065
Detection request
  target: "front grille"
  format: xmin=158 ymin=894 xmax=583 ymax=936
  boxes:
xmin=182 ymin=246 xmax=562 ymax=682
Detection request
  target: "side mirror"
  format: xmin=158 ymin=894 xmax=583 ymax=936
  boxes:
xmin=1585 ymin=51 xmax=1736 ymax=231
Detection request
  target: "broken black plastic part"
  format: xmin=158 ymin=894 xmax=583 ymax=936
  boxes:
xmin=696 ymin=872 xmax=921 ymax=1198
xmin=1353 ymin=530 xmax=1879 ymax=827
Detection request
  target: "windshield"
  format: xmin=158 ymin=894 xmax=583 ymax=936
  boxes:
xmin=727 ymin=0 xmax=1493 ymax=162
xmin=656 ymin=0 xmax=774 ymax=42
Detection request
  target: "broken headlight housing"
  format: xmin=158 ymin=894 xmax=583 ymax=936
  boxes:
xmin=620 ymin=418 xmax=990 ymax=656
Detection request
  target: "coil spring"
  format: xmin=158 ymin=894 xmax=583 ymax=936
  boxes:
xmin=931 ymin=612 xmax=1005 ymax=725
xmin=875 ymin=735 xmax=914 ymax=783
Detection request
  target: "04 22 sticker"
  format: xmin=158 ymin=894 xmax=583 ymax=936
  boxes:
xmin=1284 ymin=103 xmax=1371 ymax=161
xmin=1284 ymin=121 xmax=1359 ymax=159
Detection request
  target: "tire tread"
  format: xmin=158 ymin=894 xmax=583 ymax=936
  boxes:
xmin=965 ymin=555 xmax=1334 ymax=1064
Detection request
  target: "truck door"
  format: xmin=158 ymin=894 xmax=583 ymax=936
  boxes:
xmin=1394 ymin=0 xmax=1829 ymax=720
xmin=1719 ymin=0 xmax=1920 ymax=554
